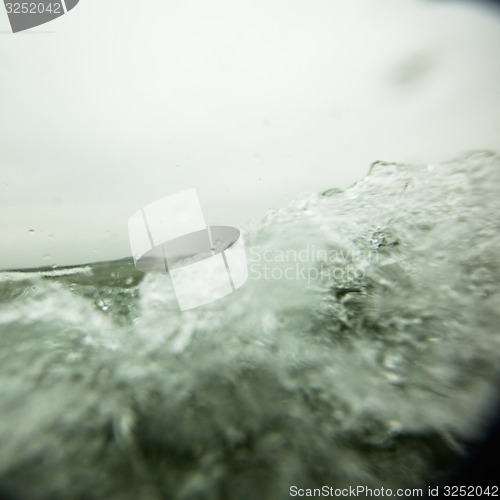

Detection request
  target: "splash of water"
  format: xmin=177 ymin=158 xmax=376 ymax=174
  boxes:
xmin=1 ymin=151 xmax=499 ymax=499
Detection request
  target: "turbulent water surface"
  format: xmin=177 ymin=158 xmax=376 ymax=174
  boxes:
xmin=1 ymin=151 xmax=500 ymax=499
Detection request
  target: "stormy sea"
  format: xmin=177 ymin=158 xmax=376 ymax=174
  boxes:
xmin=1 ymin=151 xmax=499 ymax=499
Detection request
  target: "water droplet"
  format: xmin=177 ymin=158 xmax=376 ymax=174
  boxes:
xmin=50 ymin=196 xmax=63 ymax=207
xmin=97 ymin=300 xmax=109 ymax=312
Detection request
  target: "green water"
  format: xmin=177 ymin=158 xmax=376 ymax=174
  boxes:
xmin=1 ymin=151 xmax=499 ymax=499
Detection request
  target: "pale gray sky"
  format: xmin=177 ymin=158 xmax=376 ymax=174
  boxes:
xmin=1 ymin=0 xmax=500 ymax=269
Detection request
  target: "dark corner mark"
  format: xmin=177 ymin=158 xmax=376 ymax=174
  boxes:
xmin=3 ymin=0 xmax=80 ymax=33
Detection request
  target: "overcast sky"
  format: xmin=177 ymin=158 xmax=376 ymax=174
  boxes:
xmin=1 ymin=0 xmax=500 ymax=269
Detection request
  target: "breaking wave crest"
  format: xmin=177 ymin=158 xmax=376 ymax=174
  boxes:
xmin=1 ymin=151 xmax=500 ymax=499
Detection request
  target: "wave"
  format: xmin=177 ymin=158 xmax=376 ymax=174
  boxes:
xmin=0 ymin=151 xmax=499 ymax=499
